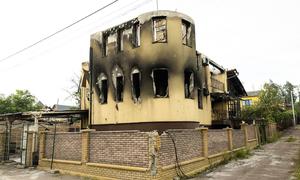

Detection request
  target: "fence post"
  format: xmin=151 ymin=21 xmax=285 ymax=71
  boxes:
xmin=199 ymin=128 xmax=208 ymax=158
xmin=241 ymin=123 xmax=249 ymax=148
xmin=226 ymin=128 xmax=233 ymax=151
xmin=81 ymin=129 xmax=95 ymax=164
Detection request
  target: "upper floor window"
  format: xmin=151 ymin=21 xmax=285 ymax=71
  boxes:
xmin=132 ymin=23 xmax=140 ymax=47
xmin=96 ymin=73 xmax=108 ymax=104
xmin=152 ymin=17 xmax=167 ymax=43
xmin=152 ymin=69 xmax=168 ymax=98
xmin=182 ymin=20 xmax=192 ymax=46
xmin=112 ymin=65 xmax=124 ymax=102
xmin=117 ymin=29 xmax=124 ymax=52
xmin=184 ymin=70 xmax=194 ymax=99
xmin=102 ymin=33 xmax=108 ymax=57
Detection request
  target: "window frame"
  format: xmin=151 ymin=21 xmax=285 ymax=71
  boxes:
xmin=181 ymin=19 xmax=192 ymax=47
xmin=132 ymin=22 xmax=141 ymax=48
xmin=152 ymin=16 xmax=168 ymax=43
xmin=151 ymin=68 xmax=169 ymax=98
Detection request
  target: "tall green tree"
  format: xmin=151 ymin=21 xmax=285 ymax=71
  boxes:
xmin=0 ymin=90 xmax=43 ymax=114
xmin=282 ymin=81 xmax=296 ymax=105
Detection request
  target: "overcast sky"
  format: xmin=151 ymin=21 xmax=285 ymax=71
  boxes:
xmin=0 ymin=0 xmax=299 ymax=106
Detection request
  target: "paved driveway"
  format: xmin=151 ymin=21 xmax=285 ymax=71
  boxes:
xmin=191 ymin=126 xmax=300 ymax=180
xmin=0 ymin=162 xmax=83 ymax=180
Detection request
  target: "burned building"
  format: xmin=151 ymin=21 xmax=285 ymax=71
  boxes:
xmin=80 ymin=10 xmax=245 ymax=131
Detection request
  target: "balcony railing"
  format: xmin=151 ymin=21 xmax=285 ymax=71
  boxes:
xmin=211 ymin=77 xmax=225 ymax=92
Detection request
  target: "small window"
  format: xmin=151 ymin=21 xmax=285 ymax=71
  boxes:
xmin=198 ymin=88 xmax=203 ymax=109
xmin=117 ymin=29 xmax=123 ymax=52
xmin=131 ymin=68 xmax=141 ymax=103
xmin=132 ymin=23 xmax=140 ymax=47
xmin=102 ymin=33 xmax=108 ymax=56
xmin=112 ymin=65 xmax=124 ymax=102
xmin=152 ymin=69 xmax=168 ymax=98
xmin=182 ymin=20 xmax=192 ymax=46
xmin=152 ymin=17 xmax=167 ymax=43
xmin=96 ymin=73 xmax=108 ymax=104
xmin=184 ymin=70 xmax=194 ymax=98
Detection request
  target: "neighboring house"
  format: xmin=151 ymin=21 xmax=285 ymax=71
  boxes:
xmin=80 ymin=10 xmax=247 ymax=131
xmin=241 ymin=90 xmax=260 ymax=107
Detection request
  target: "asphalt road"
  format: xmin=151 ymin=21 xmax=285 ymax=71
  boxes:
xmin=191 ymin=126 xmax=300 ymax=180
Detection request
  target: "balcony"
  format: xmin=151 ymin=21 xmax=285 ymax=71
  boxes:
xmin=211 ymin=77 xmax=225 ymax=92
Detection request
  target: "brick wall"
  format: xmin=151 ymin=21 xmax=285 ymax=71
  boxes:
xmin=247 ymin=125 xmax=256 ymax=140
xmin=208 ymin=130 xmax=228 ymax=155
xmin=159 ymin=129 xmax=202 ymax=166
xmin=89 ymin=131 xmax=149 ymax=167
xmin=45 ymin=132 xmax=82 ymax=161
xmin=232 ymin=129 xmax=245 ymax=149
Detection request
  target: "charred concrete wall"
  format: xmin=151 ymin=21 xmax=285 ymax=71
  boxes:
xmin=87 ymin=10 xmax=213 ymax=129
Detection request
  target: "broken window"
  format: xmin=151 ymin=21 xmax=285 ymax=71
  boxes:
xmin=152 ymin=69 xmax=168 ymax=98
xmin=117 ymin=29 xmax=124 ymax=52
xmin=112 ymin=65 xmax=124 ymax=102
xmin=102 ymin=33 xmax=108 ymax=56
xmin=184 ymin=70 xmax=194 ymax=98
xmin=182 ymin=20 xmax=192 ymax=46
xmin=198 ymin=88 xmax=203 ymax=109
xmin=132 ymin=22 xmax=140 ymax=47
xmin=96 ymin=73 xmax=108 ymax=104
xmin=153 ymin=17 xmax=167 ymax=42
xmin=131 ymin=68 xmax=141 ymax=103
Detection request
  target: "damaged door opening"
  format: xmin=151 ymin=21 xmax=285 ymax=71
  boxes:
xmin=131 ymin=69 xmax=141 ymax=102
xmin=152 ymin=69 xmax=168 ymax=98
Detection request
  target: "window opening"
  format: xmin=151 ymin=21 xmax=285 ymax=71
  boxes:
xmin=198 ymin=88 xmax=203 ymax=109
xmin=153 ymin=17 xmax=167 ymax=42
xmin=182 ymin=20 xmax=192 ymax=46
xmin=117 ymin=29 xmax=123 ymax=52
xmin=112 ymin=65 xmax=124 ymax=102
xmin=102 ymin=33 xmax=108 ymax=56
xmin=152 ymin=69 xmax=168 ymax=97
xmin=96 ymin=73 xmax=108 ymax=104
xmin=131 ymin=68 xmax=141 ymax=103
xmin=184 ymin=71 xmax=194 ymax=98
xmin=132 ymin=23 xmax=141 ymax=47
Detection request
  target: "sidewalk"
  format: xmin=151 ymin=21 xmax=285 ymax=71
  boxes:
xmin=191 ymin=126 xmax=300 ymax=180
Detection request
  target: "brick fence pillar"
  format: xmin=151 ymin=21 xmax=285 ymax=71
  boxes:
xmin=39 ymin=131 xmax=47 ymax=159
xmin=226 ymin=128 xmax=233 ymax=151
xmin=81 ymin=129 xmax=95 ymax=164
xmin=199 ymin=128 xmax=208 ymax=158
xmin=26 ymin=132 xmax=34 ymax=167
xmin=241 ymin=123 xmax=249 ymax=148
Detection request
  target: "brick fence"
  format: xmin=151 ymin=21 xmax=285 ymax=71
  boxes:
xmin=38 ymin=123 xmax=258 ymax=179
xmin=0 ymin=132 xmax=5 ymax=161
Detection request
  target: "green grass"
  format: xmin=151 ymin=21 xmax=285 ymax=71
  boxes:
xmin=234 ymin=149 xmax=250 ymax=159
xmin=286 ymin=136 xmax=297 ymax=142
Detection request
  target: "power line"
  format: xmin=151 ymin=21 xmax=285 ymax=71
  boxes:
xmin=0 ymin=0 xmax=119 ymax=63
xmin=0 ymin=0 xmax=152 ymax=73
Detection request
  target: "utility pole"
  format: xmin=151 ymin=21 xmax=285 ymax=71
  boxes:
xmin=291 ymin=90 xmax=296 ymax=126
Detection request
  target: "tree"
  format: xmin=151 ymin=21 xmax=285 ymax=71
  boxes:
xmin=64 ymin=74 xmax=81 ymax=108
xmin=0 ymin=90 xmax=43 ymax=114
xmin=282 ymin=81 xmax=296 ymax=106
